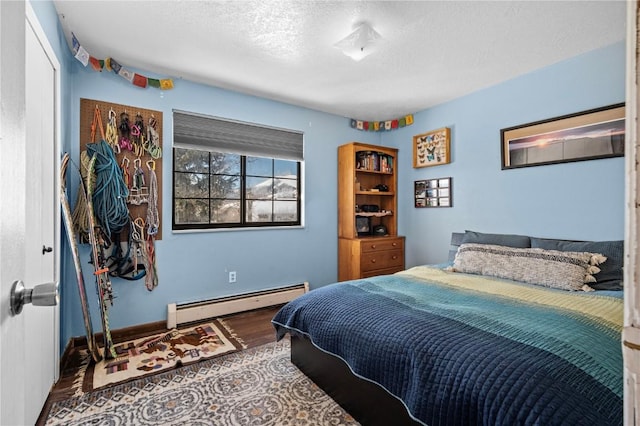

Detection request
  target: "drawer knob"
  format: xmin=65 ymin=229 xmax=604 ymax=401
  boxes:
xmin=370 ymin=259 xmax=376 ymax=263
xmin=392 ymin=256 xmax=397 ymax=260
xmin=370 ymin=244 xmax=376 ymax=249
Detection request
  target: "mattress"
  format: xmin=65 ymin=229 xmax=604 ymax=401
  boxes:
xmin=272 ymin=265 xmax=623 ymax=425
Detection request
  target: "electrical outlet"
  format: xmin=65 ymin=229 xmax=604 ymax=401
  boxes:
xmin=228 ymin=271 xmax=237 ymax=283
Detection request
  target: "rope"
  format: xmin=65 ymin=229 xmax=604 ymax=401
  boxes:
xmin=133 ymin=218 xmax=158 ymax=291
xmin=146 ymin=162 xmax=159 ymax=236
xmin=71 ymin=151 xmax=91 ymax=243
xmin=86 ymin=140 xmax=130 ymax=236
xmin=144 ymin=161 xmax=159 ymax=291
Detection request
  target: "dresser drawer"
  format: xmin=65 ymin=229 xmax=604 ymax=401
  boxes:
xmin=360 ymin=238 xmax=404 ymax=253
xmin=361 ymin=249 xmax=404 ymax=272
xmin=361 ymin=266 xmax=404 ymax=278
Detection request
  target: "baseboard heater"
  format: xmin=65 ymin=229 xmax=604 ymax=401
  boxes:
xmin=167 ymin=282 xmax=309 ymax=329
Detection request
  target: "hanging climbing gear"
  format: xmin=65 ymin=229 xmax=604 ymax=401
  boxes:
xmin=105 ymin=108 xmax=120 ymax=153
xmin=107 ymin=223 xmax=146 ymax=281
xmin=146 ymin=114 xmax=162 ymax=159
xmin=91 ymin=104 xmax=105 ymax=144
xmin=144 ymin=160 xmax=159 ymax=291
xmin=130 ymin=112 xmax=145 ymax=157
xmin=118 ymin=111 xmax=132 ymax=151
xmin=146 ymin=160 xmax=159 ymax=236
xmin=86 ymin=140 xmax=130 ymax=236
xmin=120 ymin=156 xmax=131 ymax=190
xmin=133 ymin=217 xmax=157 ymax=291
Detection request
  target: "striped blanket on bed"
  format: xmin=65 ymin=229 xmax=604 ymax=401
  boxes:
xmin=272 ymin=266 xmax=623 ymax=425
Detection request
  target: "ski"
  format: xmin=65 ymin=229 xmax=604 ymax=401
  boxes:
xmin=85 ymin=154 xmax=117 ymax=360
xmin=60 ymin=153 xmax=102 ymax=363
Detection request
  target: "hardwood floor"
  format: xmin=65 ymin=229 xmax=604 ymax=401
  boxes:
xmin=37 ymin=305 xmax=282 ymax=425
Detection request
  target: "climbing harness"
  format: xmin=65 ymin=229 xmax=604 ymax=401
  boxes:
xmin=107 ymin=223 xmax=146 ymax=281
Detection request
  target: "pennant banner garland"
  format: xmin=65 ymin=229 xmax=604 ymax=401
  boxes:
xmin=350 ymin=113 xmax=414 ymax=132
xmin=71 ymin=33 xmax=174 ymax=90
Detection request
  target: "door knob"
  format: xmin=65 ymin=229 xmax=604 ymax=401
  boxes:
xmin=42 ymin=245 xmax=53 ymax=254
xmin=9 ymin=280 xmax=59 ymax=316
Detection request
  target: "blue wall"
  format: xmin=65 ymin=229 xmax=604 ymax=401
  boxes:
xmin=384 ymin=42 xmax=626 ymax=268
xmin=62 ymin=58 xmax=382 ymax=343
xmin=31 ymin=1 xmax=625 ymax=348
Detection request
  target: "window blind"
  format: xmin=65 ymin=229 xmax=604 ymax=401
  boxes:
xmin=173 ymin=110 xmax=304 ymax=161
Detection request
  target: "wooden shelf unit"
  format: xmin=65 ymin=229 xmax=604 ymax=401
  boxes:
xmin=338 ymin=142 xmax=405 ymax=281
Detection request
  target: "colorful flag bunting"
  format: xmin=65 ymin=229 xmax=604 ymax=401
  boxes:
xmin=89 ymin=56 xmax=102 ymax=71
xmin=71 ymin=32 xmax=80 ymax=54
xmin=160 ymin=79 xmax=174 ymax=90
xmin=133 ymin=73 xmax=147 ymax=88
xmin=118 ymin=67 xmax=135 ymax=83
xmin=110 ymin=58 xmax=122 ymax=74
xmin=75 ymin=46 xmax=89 ymax=67
xmin=69 ymin=33 xmax=174 ymax=90
xmin=348 ymin=114 xmax=414 ymax=132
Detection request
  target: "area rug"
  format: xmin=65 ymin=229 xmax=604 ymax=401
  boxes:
xmin=46 ymin=338 xmax=359 ymax=425
xmin=83 ymin=319 xmax=243 ymax=391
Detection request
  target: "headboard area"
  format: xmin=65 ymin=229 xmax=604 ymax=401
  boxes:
xmin=448 ymin=232 xmax=465 ymax=263
xmin=446 ymin=230 xmax=624 ymax=291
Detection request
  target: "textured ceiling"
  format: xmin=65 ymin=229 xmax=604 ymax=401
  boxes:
xmin=53 ymin=1 xmax=626 ymax=121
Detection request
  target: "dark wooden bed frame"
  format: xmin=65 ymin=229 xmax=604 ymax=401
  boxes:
xmin=288 ymin=234 xmax=466 ymax=425
xmin=291 ymin=334 xmax=421 ymax=426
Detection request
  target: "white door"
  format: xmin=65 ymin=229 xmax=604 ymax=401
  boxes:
xmin=24 ymin=4 xmax=59 ymax=423
xmin=0 ymin=2 xmax=60 ymax=425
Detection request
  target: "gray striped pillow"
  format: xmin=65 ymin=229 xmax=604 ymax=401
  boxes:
xmin=450 ymin=243 xmax=606 ymax=292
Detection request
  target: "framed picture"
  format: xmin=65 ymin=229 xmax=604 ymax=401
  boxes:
xmin=501 ymin=103 xmax=625 ymax=169
xmin=413 ymin=127 xmax=451 ymax=168
xmin=414 ymin=177 xmax=452 ymax=208
xmin=415 ymin=181 xmax=427 ymax=198
xmin=356 ymin=216 xmax=370 ymax=236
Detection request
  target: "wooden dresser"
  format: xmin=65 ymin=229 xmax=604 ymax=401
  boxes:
xmin=339 ymin=236 xmax=405 ymax=281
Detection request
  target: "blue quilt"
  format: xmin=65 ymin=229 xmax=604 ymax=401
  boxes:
xmin=272 ymin=266 xmax=623 ymax=426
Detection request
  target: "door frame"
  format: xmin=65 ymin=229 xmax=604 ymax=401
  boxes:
xmin=624 ymin=1 xmax=640 ymax=424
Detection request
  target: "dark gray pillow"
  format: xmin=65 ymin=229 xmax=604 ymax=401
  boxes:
xmin=462 ymin=230 xmax=531 ymax=248
xmin=530 ymin=238 xmax=623 ymax=290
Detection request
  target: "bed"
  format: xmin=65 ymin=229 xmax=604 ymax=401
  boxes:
xmin=272 ymin=231 xmax=624 ymax=425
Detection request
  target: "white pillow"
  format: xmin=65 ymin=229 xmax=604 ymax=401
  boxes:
xmin=449 ymin=243 xmax=606 ymax=292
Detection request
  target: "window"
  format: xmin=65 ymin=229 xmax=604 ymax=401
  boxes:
xmin=172 ymin=111 xmax=303 ymax=230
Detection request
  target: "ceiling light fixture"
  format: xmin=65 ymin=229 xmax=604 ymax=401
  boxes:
xmin=334 ymin=22 xmax=381 ymax=61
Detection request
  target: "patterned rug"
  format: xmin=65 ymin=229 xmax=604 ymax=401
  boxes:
xmin=46 ymin=338 xmax=359 ymax=425
xmin=83 ymin=319 xmax=242 ymax=391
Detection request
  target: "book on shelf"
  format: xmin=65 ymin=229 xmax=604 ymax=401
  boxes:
xmin=355 ymin=151 xmax=394 ymax=173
